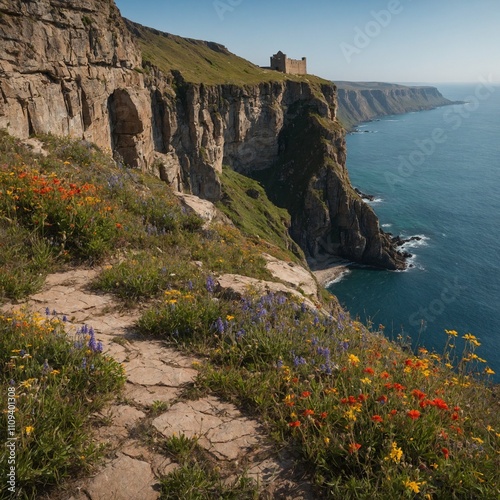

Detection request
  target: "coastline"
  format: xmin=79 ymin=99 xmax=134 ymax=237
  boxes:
xmin=309 ymin=257 xmax=351 ymax=287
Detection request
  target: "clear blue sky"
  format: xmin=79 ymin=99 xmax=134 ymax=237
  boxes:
xmin=114 ymin=0 xmax=500 ymax=84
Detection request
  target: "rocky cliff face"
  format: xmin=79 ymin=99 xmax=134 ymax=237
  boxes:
xmin=0 ymin=0 xmax=155 ymax=168
xmin=335 ymin=82 xmax=455 ymax=129
xmin=0 ymin=2 xmax=406 ymax=270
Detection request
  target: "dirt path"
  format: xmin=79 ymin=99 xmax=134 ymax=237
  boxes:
xmin=4 ymin=269 xmax=314 ymax=499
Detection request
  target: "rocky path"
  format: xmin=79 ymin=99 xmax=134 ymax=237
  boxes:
xmin=4 ymin=269 xmax=314 ymax=499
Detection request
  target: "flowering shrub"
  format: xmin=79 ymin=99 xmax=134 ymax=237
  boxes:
xmin=0 ymin=310 xmax=125 ymax=495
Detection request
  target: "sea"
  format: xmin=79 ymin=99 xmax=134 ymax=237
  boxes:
xmin=328 ymin=82 xmax=500 ymax=381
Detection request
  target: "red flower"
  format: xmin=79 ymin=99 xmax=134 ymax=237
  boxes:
xmin=380 ymin=371 xmax=390 ymax=379
xmin=302 ymin=409 xmax=314 ymax=417
xmin=292 ymin=377 xmax=299 ymax=384
xmin=363 ymin=367 xmax=375 ymax=375
xmin=348 ymin=443 xmax=362 ymax=454
xmin=389 ymin=409 xmax=398 ymax=416
xmin=289 ymin=420 xmax=301 ymax=428
xmin=371 ymin=415 xmax=383 ymax=423
xmin=412 ymin=389 xmax=427 ymax=400
xmin=377 ymin=395 xmax=388 ymax=404
xmin=320 ymin=412 xmax=328 ymax=419
xmin=442 ymin=447 xmax=450 ymax=459
xmin=431 ymin=398 xmax=449 ymax=410
xmin=451 ymin=412 xmax=459 ymax=421
xmin=419 ymin=399 xmax=431 ymax=409
xmin=341 ymin=396 xmax=358 ymax=405
xmin=300 ymin=391 xmax=311 ymax=398
xmin=357 ymin=393 xmax=368 ymax=402
xmin=392 ymin=383 xmax=406 ymax=392
xmin=115 ymin=223 xmax=123 ymax=229
xmin=407 ymin=409 xmax=421 ymax=420
xmin=405 ymin=359 xmax=414 ymax=367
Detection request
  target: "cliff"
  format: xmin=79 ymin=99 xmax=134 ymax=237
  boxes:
xmin=0 ymin=1 xmax=406 ymax=270
xmin=335 ymin=81 xmax=455 ymax=130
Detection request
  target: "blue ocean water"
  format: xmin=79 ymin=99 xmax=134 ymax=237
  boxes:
xmin=328 ymin=83 xmax=500 ymax=380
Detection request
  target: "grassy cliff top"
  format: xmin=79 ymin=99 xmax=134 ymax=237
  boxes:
xmin=334 ymin=81 xmax=433 ymax=90
xmin=126 ymin=20 xmax=330 ymax=87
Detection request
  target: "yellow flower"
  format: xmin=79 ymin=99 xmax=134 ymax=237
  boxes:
xmin=485 ymin=367 xmax=495 ymax=375
xmin=50 ymin=369 xmax=60 ymax=375
xmin=24 ymin=426 xmax=35 ymax=435
xmin=463 ymin=333 xmax=481 ymax=347
xmin=226 ymin=315 xmax=235 ymax=321
xmin=445 ymin=329 xmax=458 ymax=337
xmin=348 ymin=354 xmax=360 ymax=366
xmin=404 ymin=480 xmax=424 ymax=494
xmin=471 ymin=436 xmax=484 ymax=444
xmin=360 ymin=377 xmax=372 ymax=385
xmin=324 ymin=437 xmax=330 ymax=445
xmin=385 ymin=442 xmax=403 ymax=464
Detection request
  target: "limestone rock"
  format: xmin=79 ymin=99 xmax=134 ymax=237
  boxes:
xmin=84 ymin=455 xmax=158 ymax=500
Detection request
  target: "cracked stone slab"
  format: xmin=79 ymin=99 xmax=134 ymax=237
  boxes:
xmin=152 ymin=397 xmax=262 ymax=461
xmin=105 ymin=404 xmax=146 ymax=430
xmin=84 ymin=455 xmax=158 ymax=500
xmin=126 ymin=361 xmax=198 ymax=387
xmin=124 ymin=383 xmax=180 ymax=407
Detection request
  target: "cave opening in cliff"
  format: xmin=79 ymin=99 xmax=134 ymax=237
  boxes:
xmin=107 ymin=89 xmax=143 ymax=168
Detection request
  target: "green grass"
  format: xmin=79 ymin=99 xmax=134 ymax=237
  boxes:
xmin=217 ymin=167 xmax=304 ymax=263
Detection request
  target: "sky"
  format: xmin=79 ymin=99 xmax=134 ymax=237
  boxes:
xmin=114 ymin=0 xmax=500 ymax=84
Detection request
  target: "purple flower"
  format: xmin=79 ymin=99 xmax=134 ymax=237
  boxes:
xmin=236 ymin=329 xmax=245 ymax=339
xmin=62 ymin=315 xmax=68 ymax=322
xmin=293 ymin=355 xmax=307 ymax=367
xmin=215 ymin=317 xmax=225 ymax=334
xmin=96 ymin=341 xmax=103 ymax=353
xmin=206 ymin=275 xmax=215 ymax=293
xmin=81 ymin=358 xmax=87 ymax=369
xmin=276 ymin=359 xmax=284 ymax=369
xmin=45 ymin=307 xmax=50 ymax=316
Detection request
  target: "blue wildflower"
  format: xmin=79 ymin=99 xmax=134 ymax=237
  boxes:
xmin=81 ymin=358 xmax=87 ymax=369
xmin=215 ymin=317 xmax=225 ymax=334
xmin=45 ymin=307 xmax=50 ymax=316
xmin=206 ymin=275 xmax=215 ymax=293
xmin=96 ymin=341 xmax=103 ymax=353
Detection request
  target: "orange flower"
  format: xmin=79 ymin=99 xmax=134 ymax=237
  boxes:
xmin=407 ymin=409 xmax=421 ymax=420
xmin=300 ymin=391 xmax=311 ymax=398
xmin=442 ymin=447 xmax=450 ymax=459
xmin=412 ymin=389 xmax=426 ymax=400
xmin=380 ymin=371 xmax=390 ymax=379
xmin=363 ymin=367 xmax=375 ymax=375
xmin=377 ymin=395 xmax=388 ymax=403
xmin=390 ymin=409 xmax=398 ymax=416
xmin=115 ymin=223 xmax=123 ymax=229
xmin=371 ymin=415 xmax=383 ymax=423
xmin=348 ymin=443 xmax=362 ymax=454
xmin=451 ymin=412 xmax=459 ymax=421
xmin=289 ymin=420 xmax=301 ymax=428
xmin=320 ymin=412 xmax=328 ymax=419
xmin=431 ymin=398 xmax=449 ymax=410
xmin=302 ymin=409 xmax=314 ymax=417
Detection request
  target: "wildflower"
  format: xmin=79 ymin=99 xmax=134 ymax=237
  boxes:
xmin=360 ymin=377 xmax=372 ymax=385
xmin=49 ymin=369 xmax=60 ymax=375
xmin=442 ymin=447 xmax=450 ymax=459
xmin=431 ymin=398 xmax=449 ymax=410
xmin=407 ymin=409 xmax=421 ymax=420
xmin=363 ymin=367 xmax=375 ymax=375
xmin=289 ymin=420 xmax=301 ymax=428
xmin=386 ymin=442 xmax=403 ymax=463
xmin=300 ymin=391 xmax=311 ymax=398
xmin=371 ymin=415 xmax=383 ymax=423
xmin=463 ymin=333 xmax=481 ymax=347
xmin=283 ymin=394 xmax=295 ymax=407
xmin=302 ymin=409 xmax=315 ymax=417
xmin=380 ymin=371 xmax=390 ymax=379
xmin=348 ymin=354 xmax=360 ymax=366
xmin=348 ymin=442 xmax=362 ymax=454
xmin=320 ymin=412 xmax=328 ymax=419
xmin=471 ymin=436 xmax=484 ymax=444
xmin=24 ymin=426 xmax=35 ymax=435
xmin=226 ymin=315 xmax=234 ymax=321
xmin=377 ymin=395 xmax=388 ymax=404
xmin=412 ymin=389 xmax=427 ymax=400
xmin=485 ymin=367 xmax=495 ymax=375
xmin=445 ymin=329 xmax=458 ymax=337
xmin=215 ymin=317 xmax=225 ymax=334
xmin=205 ymin=275 xmax=215 ymax=293
xmin=404 ymin=480 xmax=424 ymax=494
xmin=324 ymin=437 xmax=330 ymax=445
